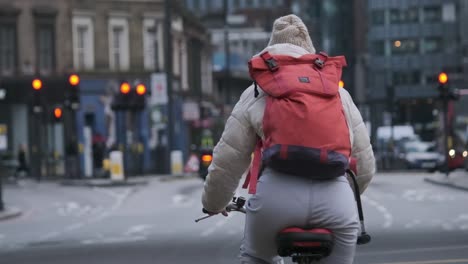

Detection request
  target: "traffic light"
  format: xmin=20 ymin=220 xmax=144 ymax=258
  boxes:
xmin=52 ymin=106 xmax=63 ymax=122
xmin=437 ymin=72 xmax=459 ymax=100
xmin=31 ymin=78 xmax=43 ymax=113
xmin=67 ymin=74 xmax=80 ymax=110
xmin=111 ymin=81 xmax=132 ymax=110
xmin=130 ymin=83 xmax=147 ymax=111
xmin=339 ymin=80 xmax=345 ymax=88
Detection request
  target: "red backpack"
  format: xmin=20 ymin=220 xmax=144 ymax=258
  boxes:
xmin=243 ymin=51 xmax=351 ymax=194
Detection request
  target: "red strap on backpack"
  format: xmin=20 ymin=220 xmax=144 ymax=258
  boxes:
xmin=242 ymin=137 xmax=263 ymax=194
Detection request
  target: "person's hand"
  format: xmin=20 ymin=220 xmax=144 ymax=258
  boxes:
xmin=202 ymin=208 xmax=228 ymax=217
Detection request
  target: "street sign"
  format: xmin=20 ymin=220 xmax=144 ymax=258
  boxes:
xmin=150 ymin=73 xmax=168 ymax=105
xmin=182 ymin=101 xmax=200 ymax=121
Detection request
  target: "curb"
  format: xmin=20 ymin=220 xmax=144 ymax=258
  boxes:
xmin=424 ymin=177 xmax=468 ymax=192
xmin=0 ymin=207 xmax=22 ymax=221
xmin=60 ymin=179 xmax=149 ymax=188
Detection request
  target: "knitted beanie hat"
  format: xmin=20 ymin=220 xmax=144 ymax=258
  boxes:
xmin=268 ymin=14 xmax=316 ymax=54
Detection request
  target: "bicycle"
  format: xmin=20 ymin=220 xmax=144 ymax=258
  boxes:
xmin=196 ymin=170 xmax=371 ymax=264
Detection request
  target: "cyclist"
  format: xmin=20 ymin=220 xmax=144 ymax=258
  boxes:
xmin=201 ymin=14 xmax=375 ymax=264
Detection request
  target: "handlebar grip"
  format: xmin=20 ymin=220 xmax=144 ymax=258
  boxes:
xmin=357 ymin=232 xmax=371 ymax=245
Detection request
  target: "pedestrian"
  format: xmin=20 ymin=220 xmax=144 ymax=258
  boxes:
xmin=14 ymin=144 xmax=29 ymax=178
xmin=200 ymin=14 xmax=375 ymax=264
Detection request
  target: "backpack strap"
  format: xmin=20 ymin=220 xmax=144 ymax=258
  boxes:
xmin=260 ymin=52 xmax=279 ymax=72
xmin=242 ymin=136 xmax=263 ymax=194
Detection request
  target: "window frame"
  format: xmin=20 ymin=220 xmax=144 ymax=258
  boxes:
xmin=108 ymin=16 xmax=130 ymax=71
xmin=72 ymin=15 xmax=95 ymax=71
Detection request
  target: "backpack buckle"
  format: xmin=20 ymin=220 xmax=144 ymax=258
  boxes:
xmin=260 ymin=52 xmax=279 ymax=72
xmin=265 ymin=58 xmax=279 ymax=72
xmin=314 ymin=58 xmax=325 ymax=69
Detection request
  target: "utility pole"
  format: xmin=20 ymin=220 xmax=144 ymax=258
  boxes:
xmin=164 ymin=0 xmax=174 ymax=174
xmin=223 ymin=0 xmax=231 ymax=105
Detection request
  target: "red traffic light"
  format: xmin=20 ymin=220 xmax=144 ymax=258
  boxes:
xmin=69 ymin=74 xmax=80 ymax=86
xmin=54 ymin=107 xmax=63 ymax=119
xmin=136 ymin=84 xmax=146 ymax=96
xmin=438 ymin=72 xmax=448 ymax=85
xmin=32 ymin=79 xmax=43 ymax=90
xmin=120 ymin=82 xmax=131 ymax=94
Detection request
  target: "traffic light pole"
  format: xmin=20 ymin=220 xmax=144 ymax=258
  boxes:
xmin=0 ymin=170 xmax=4 ymax=211
xmin=164 ymin=0 xmax=174 ymax=174
xmin=442 ymin=98 xmax=450 ymax=176
xmin=223 ymin=0 xmax=231 ymax=105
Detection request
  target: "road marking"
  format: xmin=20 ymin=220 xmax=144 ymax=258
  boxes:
xmin=172 ymin=194 xmax=193 ymax=207
xmin=33 ymin=188 xmax=132 ymax=243
xmin=124 ymin=225 xmax=153 ymax=236
xmin=89 ymin=188 xmax=132 ymax=223
xmin=404 ymin=219 xmax=421 ymax=229
xmin=362 ymin=195 xmax=393 ymax=228
xmin=378 ymin=258 xmax=468 ymax=264
xmin=65 ymin=223 xmax=84 ymax=232
xmin=39 ymin=231 xmax=60 ymax=241
xmin=81 ymin=235 xmax=147 ymax=245
xmin=356 ymin=244 xmax=468 ymax=256
xmin=201 ymin=215 xmax=233 ymax=237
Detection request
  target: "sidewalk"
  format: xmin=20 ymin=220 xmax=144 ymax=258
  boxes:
xmin=0 ymin=207 xmax=22 ymax=221
xmin=424 ymin=170 xmax=468 ymax=191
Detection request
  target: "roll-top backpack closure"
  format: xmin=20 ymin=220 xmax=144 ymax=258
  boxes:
xmin=248 ymin=51 xmax=347 ymax=98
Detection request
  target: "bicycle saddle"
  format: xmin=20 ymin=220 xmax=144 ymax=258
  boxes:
xmin=276 ymin=227 xmax=333 ymax=258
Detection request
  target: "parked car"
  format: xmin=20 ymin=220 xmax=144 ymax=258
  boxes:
xmin=401 ymin=141 xmax=442 ymax=170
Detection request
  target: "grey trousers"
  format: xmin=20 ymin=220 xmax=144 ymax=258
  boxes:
xmin=240 ymin=168 xmax=359 ymax=264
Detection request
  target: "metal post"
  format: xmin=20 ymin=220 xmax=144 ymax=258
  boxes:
xmin=0 ymin=169 xmax=4 ymax=211
xmin=223 ymin=0 xmax=231 ymax=105
xmin=387 ymin=85 xmax=395 ymax=170
xmin=443 ymin=99 xmax=450 ymax=176
xmin=164 ymin=0 xmax=174 ymax=174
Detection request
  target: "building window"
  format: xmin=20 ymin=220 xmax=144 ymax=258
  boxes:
xmin=393 ymin=71 xmax=421 ymax=85
xmin=193 ymin=0 xmax=200 ymax=9
xmin=372 ymin=41 xmax=385 ymax=56
xmin=423 ymin=38 xmax=442 ymax=54
xmin=143 ymin=18 xmax=159 ymax=71
xmin=37 ymin=25 xmax=55 ymax=73
xmin=442 ymin=3 xmax=456 ymax=22
xmin=72 ymin=16 xmax=94 ymax=70
xmin=108 ymin=17 xmax=129 ymax=71
xmin=423 ymin=6 xmax=441 ymax=23
xmin=233 ymin=0 xmax=240 ymax=9
xmin=246 ymin=0 xmax=254 ymax=7
xmin=389 ymin=8 xmax=419 ymax=24
xmin=371 ymin=10 xmax=385 ymax=25
xmin=392 ymin=39 xmax=419 ymax=54
xmin=0 ymin=24 xmax=16 ymax=75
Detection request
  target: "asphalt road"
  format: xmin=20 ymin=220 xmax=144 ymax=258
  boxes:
xmin=1 ymin=172 xmax=468 ymax=264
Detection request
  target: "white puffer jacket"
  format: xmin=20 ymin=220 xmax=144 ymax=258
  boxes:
xmin=202 ymin=44 xmax=376 ymax=213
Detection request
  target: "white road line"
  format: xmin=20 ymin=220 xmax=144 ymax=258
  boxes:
xmin=124 ymin=225 xmax=153 ymax=236
xmin=378 ymin=258 xmax=468 ymax=264
xmin=356 ymin=244 xmax=468 ymax=257
xmin=39 ymin=231 xmax=60 ymax=241
xmin=81 ymin=235 xmax=147 ymax=245
xmin=88 ymin=188 xmax=132 ymax=223
xmin=34 ymin=187 xmax=132 ymax=243
xmin=172 ymin=194 xmax=193 ymax=207
xmin=362 ymin=195 xmax=393 ymax=229
xmin=201 ymin=215 xmax=233 ymax=237
xmin=65 ymin=223 xmax=84 ymax=232
xmin=404 ymin=219 xmax=421 ymax=229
